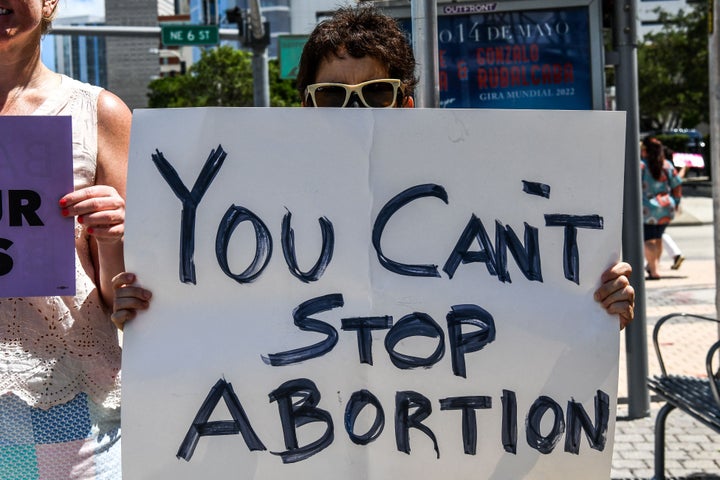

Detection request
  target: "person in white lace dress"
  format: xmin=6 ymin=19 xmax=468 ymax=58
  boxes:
xmin=0 ymin=1 xmax=131 ymax=478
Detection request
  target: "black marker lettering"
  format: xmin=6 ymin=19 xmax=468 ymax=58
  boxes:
xmin=345 ymin=389 xmax=385 ymax=445
xmin=522 ymin=180 xmax=551 ymax=198
xmin=372 ymin=184 xmax=448 ymax=277
xmin=439 ymin=396 xmax=491 ymax=455
xmin=281 ymin=210 xmax=334 ymax=283
xmin=443 ymin=214 xmax=500 ymax=280
xmin=215 ymin=205 xmax=272 ymax=283
xmin=151 ymin=146 xmax=227 ymax=284
xmin=395 ymin=391 xmax=440 ymax=458
xmin=446 ymin=304 xmax=496 ymax=378
xmin=564 ymin=390 xmax=609 ymax=454
xmin=384 ymin=312 xmax=445 ymax=369
xmin=545 ymin=214 xmax=603 ymax=284
xmin=501 ymin=390 xmax=518 ymax=454
xmin=263 ymin=294 xmax=343 ymax=366
xmin=526 ymin=395 xmax=565 ymax=454
xmin=177 ymin=378 xmax=265 ymax=461
xmin=341 ymin=316 xmax=393 ymax=365
xmin=501 ymin=222 xmax=543 ymax=282
xmin=445 ymin=216 xmax=542 ymax=283
xmin=269 ymin=378 xmax=334 ymax=463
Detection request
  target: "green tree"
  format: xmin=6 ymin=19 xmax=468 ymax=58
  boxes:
xmin=637 ymin=4 xmax=708 ymax=130
xmin=147 ymin=45 xmax=301 ymax=108
xmin=268 ymin=59 xmax=302 ymax=107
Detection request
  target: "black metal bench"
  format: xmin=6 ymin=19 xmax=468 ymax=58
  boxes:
xmin=646 ymin=312 xmax=720 ymax=480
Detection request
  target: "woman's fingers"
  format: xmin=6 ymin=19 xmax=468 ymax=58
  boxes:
xmin=60 ymin=185 xmax=126 ymax=242
xmin=111 ymin=272 xmax=152 ymax=330
xmin=594 ymin=262 xmax=635 ymax=330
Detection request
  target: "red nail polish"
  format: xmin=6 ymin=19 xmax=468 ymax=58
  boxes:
xmin=61 ymin=208 xmax=69 ymax=217
xmin=77 ymin=216 xmax=84 ymax=224
xmin=59 ymin=198 xmax=67 ymax=207
xmin=87 ymin=227 xmax=94 ymax=234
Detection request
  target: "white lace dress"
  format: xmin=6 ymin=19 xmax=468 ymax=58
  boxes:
xmin=0 ymin=75 xmax=123 ymax=479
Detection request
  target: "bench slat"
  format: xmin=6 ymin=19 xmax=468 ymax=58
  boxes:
xmin=648 ymin=375 xmax=720 ymax=433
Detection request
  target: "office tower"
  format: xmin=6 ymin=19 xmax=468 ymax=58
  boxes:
xmin=105 ymin=1 xmax=159 ymax=109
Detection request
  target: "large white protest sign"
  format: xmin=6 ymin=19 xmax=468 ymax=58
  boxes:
xmin=123 ymin=108 xmax=626 ymax=480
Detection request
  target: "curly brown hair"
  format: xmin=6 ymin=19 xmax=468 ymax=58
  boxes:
xmin=295 ymin=5 xmax=417 ymax=104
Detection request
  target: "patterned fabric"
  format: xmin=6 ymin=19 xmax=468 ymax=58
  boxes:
xmin=641 ymin=158 xmax=683 ymax=225
xmin=0 ymin=76 xmax=123 ymax=476
xmin=0 ymin=392 xmax=121 ymax=479
xmin=0 ymin=75 xmax=122 ymax=411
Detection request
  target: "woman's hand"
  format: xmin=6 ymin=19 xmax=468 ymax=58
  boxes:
xmin=111 ymin=272 xmax=152 ymax=330
xmin=594 ymin=262 xmax=635 ymax=330
xmin=59 ymin=185 xmax=125 ymax=243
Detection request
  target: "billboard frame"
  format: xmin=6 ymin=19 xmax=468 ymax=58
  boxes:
xmin=377 ymin=0 xmax=606 ymax=110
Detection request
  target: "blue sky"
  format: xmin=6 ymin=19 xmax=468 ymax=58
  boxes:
xmin=57 ymin=0 xmax=104 ymax=19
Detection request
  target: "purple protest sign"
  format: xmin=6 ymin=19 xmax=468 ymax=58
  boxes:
xmin=0 ymin=116 xmax=75 ymax=297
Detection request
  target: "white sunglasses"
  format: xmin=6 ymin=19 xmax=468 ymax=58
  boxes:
xmin=305 ymin=79 xmax=404 ymax=108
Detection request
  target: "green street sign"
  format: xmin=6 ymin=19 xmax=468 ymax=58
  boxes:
xmin=162 ymin=25 xmax=219 ymax=46
xmin=278 ymin=35 xmax=309 ymax=79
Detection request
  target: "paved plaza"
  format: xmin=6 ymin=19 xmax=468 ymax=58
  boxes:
xmin=612 ymin=192 xmax=720 ymax=480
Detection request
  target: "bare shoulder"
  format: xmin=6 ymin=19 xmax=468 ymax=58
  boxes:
xmin=97 ymin=89 xmax=132 ymax=133
xmin=96 ymin=90 xmax=132 ymax=191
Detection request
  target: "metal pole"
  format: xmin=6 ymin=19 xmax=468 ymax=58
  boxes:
xmin=49 ymin=25 xmax=162 ymax=37
xmin=252 ymin=48 xmax=269 ymax=107
xmin=410 ymin=0 xmax=439 ymax=108
xmin=248 ymin=0 xmax=269 ymax=107
xmin=710 ymin=0 xmax=720 ymax=325
xmin=615 ymin=0 xmax=650 ymax=419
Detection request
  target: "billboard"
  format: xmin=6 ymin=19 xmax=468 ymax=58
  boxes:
xmin=395 ymin=0 xmax=605 ymax=109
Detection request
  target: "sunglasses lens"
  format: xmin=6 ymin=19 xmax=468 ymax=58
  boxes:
xmin=313 ymin=85 xmax=348 ymax=107
xmin=361 ymin=81 xmax=397 ymax=107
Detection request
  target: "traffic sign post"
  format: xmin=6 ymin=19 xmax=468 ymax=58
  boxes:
xmin=278 ymin=35 xmax=308 ymax=79
xmin=161 ymin=25 xmax=219 ymax=46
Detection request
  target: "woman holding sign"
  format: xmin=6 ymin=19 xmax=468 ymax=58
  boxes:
xmin=1 ymin=0 xmax=130 ymax=477
xmin=114 ymin=6 xmax=633 ymax=337
xmin=294 ymin=5 xmax=634 ymax=328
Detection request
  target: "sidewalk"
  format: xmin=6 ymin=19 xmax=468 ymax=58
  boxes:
xmin=612 ymin=194 xmax=720 ymax=480
xmin=670 ymin=194 xmax=714 ymax=226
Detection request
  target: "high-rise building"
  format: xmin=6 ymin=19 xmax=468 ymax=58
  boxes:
xmin=43 ymin=8 xmax=107 ymax=89
xmin=104 ymin=1 xmax=160 ymax=110
xmin=196 ymin=0 xmax=291 ymax=57
xmin=289 ymin=0 xmax=347 ymax=33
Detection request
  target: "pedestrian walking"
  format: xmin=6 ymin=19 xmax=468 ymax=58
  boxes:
xmin=641 ymin=137 xmax=683 ymax=280
xmin=663 ymin=232 xmax=685 ymax=270
xmin=662 ymin=146 xmax=686 ymax=270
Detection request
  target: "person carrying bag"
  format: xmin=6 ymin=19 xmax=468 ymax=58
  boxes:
xmin=641 ymin=137 xmax=683 ymax=280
